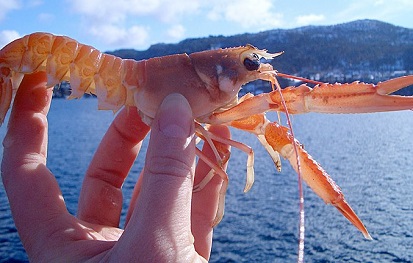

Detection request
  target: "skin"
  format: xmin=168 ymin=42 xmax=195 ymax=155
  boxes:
xmin=1 ymin=71 xmax=230 ymax=262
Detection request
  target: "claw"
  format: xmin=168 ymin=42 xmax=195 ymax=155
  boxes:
xmin=376 ymin=75 xmax=413 ymax=95
xmin=208 ymin=75 xmax=413 ymax=124
xmin=204 ymin=75 xmax=412 ymax=239
xmin=263 ymin=121 xmax=372 ymax=239
xmin=333 ymin=198 xmax=373 ymax=240
xmin=268 ymin=75 xmax=413 ymax=114
xmin=230 ymin=112 xmax=372 ymax=238
xmin=204 ymin=75 xmax=413 ymax=126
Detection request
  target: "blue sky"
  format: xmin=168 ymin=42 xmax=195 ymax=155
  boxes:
xmin=1 ymin=0 xmax=412 ymax=51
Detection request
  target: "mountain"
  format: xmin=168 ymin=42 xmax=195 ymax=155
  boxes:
xmin=106 ymin=20 xmax=413 ymax=96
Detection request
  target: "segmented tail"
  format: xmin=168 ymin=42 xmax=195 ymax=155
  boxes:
xmin=0 ymin=32 xmax=140 ymax=125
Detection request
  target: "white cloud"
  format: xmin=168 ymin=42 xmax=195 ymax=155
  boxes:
xmin=167 ymin=24 xmax=185 ymax=40
xmin=89 ymin=24 xmax=149 ymax=49
xmin=207 ymin=0 xmax=283 ymax=29
xmin=156 ymin=0 xmax=200 ymax=23
xmin=67 ymin=0 xmax=202 ymax=48
xmin=0 ymin=30 xmax=21 ymax=49
xmin=373 ymin=0 xmax=385 ymax=5
xmin=68 ymin=0 xmax=156 ymax=48
xmin=296 ymin=14 xmax=325 ymax=26
xmin=375 ymin=0 xmax=413 ymax=7
xmin=28 ymin=0 xmax=43 ymax=7
xmin=69 ymin=0 xmax=195 ymax=24
xmin=0 ymin=0 xmax=21 ymax=21
xmin=37 ymin=12 xmax=54 ymax=23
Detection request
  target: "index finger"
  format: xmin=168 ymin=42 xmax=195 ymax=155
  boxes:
xmin=191 ymin=125 xmax=231 ymax=260
xmin=77 ymin=106 xmax=150 ymax=227
xmin=1 ymin=72 xmax=68 ymax=247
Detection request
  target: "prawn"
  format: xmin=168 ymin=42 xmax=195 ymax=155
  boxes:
xmin=1 ymin=32 xmax=413 ymax=259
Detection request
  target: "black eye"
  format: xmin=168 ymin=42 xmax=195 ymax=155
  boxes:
xmin=243 ymin=56 xmax=260 ymax=71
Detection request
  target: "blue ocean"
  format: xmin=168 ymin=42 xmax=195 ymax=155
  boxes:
xmin=1 ymin=98 xmax=412 ymax=262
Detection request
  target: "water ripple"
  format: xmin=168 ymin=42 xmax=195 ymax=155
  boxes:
xmin=0 ymin=101 xmax=412 ymax=262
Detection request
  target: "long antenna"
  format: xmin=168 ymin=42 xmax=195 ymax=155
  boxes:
xmin=276 ymin=72 xmax=324 ymax=86
xmin=271 ymin=76 xmax=305 ymax=263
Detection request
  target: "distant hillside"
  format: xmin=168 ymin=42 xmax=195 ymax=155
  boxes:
xmin=108 ymin=20 xmax=412 ymax=71
xmin=107 ymin=19 xmax=413 ymax=96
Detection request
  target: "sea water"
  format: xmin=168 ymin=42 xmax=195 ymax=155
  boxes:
xmin=0 ymin=98 xmax=412 ymax=262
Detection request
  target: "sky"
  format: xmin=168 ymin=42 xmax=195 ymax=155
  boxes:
xmin=0 ymin=0 xmax=412 ymax=52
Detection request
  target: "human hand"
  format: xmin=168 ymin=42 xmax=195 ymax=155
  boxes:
xmin=1 ymin=71 xmax=230 ymax=262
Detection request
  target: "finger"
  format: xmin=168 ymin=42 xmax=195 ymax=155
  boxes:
xmin=192 ymin=125 xmax=231 ymax=260
xmin=111 ymin=93 xmax=197 ymax=261
xmin=78 ymin=106 xmax=150 ymax=226
xmin=124 ymin=169 xmax=143 ymax=226
xmin=1 ymin=72 xmax=68 ymax=248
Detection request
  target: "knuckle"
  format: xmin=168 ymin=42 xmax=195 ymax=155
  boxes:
xmin=147 ymin=155 xmax=194 ymax=180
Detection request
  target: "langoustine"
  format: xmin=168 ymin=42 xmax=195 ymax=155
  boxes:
xmin=1 ymin=32 xmax=413 ymax=251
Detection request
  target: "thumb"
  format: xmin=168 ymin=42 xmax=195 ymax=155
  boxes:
xmin=116 ymin=93 xmax=196 ymax=261
xmin=145 ymin=93 xmax=195 ymax=179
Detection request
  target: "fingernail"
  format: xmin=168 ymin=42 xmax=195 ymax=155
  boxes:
xmin=158 ymin=94 xmax=193 ymax=138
